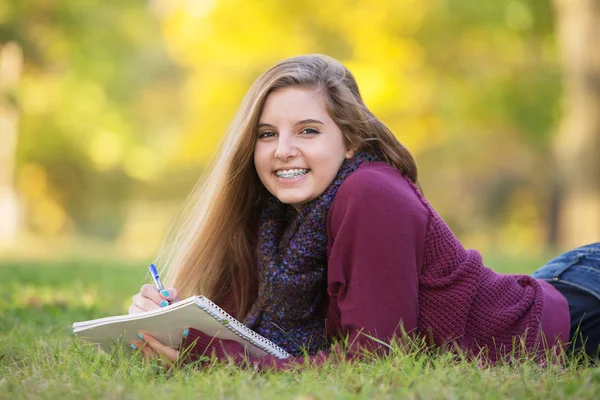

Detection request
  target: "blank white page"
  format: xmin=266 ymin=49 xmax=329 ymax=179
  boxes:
xmin=72 ymin=296 xmax=290 ymax=359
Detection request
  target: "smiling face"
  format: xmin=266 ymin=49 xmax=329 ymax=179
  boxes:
xmin=253 ymin=86 xmax=355 ymax=211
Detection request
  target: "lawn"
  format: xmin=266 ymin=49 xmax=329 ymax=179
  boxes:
xmin=1 ymin=256 xmax=599 ymax=399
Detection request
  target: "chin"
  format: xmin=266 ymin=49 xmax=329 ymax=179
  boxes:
xmin=277 ymin=194 xmax=313 ymax=207
xmin=279 ymin=197 xmax=308 ymax=206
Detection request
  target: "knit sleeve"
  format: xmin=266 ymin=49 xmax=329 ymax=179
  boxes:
xmin=178 ymin=328 xmax=330 ymax=370
xmin=325 ymin=165 xmax=429 ymax=355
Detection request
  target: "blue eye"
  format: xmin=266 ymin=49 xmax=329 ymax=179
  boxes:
xmin=301 ymin=127 xmax=320 ymax=135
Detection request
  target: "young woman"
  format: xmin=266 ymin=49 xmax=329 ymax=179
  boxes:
xmin=128 ymin=54 xmax=600 ymax=369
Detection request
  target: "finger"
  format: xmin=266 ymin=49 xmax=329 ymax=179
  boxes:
xmin=130 ymin=340 xmax=151 ymax=354
xmin=130 ymin=341 xmax=159 ymax=360
xmin=132 ymin=294 xmax=161 ymax=312
xmin=128 ymin=305 xmax=146 ymax=315
xmin=132 ymin=290 xmax=164 ymax=311
xmin=141 ymin=345 xmax=159 ymax=360
xmin=138 ymin=337 xmax=174 ymax=369
xmin=140 ymin=284 xmax=164 ymax=305
xmin=138 ymin=332 xmax=179 ymax=364
xmin=158 ymin=288 xmax=180 ymax=303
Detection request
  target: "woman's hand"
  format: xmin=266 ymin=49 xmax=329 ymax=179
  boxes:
xmin=130 ymin=332 xmax=180 ymax=368
xmin=129 ymin=284 xmax=181 ymax=314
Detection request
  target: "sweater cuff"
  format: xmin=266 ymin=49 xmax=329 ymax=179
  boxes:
xmin=179 ymin=328 xmax=246 ymax=364
xmin=536 ymin=279 xmax=570 ymax=348
xmin=178 ymin=328 xmax=333 ymax=370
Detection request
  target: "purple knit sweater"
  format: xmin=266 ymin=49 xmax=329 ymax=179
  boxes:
xmin=180 ymin=162 xmax=570 ymax=369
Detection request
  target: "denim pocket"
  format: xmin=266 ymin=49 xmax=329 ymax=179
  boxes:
xmin=532 ymin=243 xmax=600 ymax=302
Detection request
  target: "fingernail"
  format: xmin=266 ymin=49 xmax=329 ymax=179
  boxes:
xmin=130 ymin=344 xmax=137 ymax=350
xmin=137 ymin=333 xmax=143 ymax=340
xmin=160 ymin=301 xmax=168 ymax=307
xmin=183 ymin=329 xmax=189 ymax=338
xmin=161 ymin=290 xmax=170 ymax=297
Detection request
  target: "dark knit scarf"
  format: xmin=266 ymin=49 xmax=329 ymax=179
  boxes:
xmin=244 ymin=152 xmax=380 ymax=356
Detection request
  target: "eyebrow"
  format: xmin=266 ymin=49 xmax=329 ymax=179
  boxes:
xmin=257 ymin=119 xmax=325 ymax=128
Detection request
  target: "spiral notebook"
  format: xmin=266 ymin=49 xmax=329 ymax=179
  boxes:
xmin=72 ymin=296 xmax=291 ymax=359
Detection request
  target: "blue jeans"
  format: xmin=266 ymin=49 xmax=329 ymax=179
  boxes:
xmin=532 ymin=242 xmax=600 ymax=359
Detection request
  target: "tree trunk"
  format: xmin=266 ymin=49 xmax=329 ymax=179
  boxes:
xmin=552 ymin=0 xmax=600 ymax=250
xmin=0 ymin=42 xmax=22 ymax=246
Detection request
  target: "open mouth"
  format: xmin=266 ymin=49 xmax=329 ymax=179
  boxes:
xmin=275 ymin=168 xmax=310 ymax=179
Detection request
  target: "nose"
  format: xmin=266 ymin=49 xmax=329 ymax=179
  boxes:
xmin=274 ymin=134 xmax=298 ymax=160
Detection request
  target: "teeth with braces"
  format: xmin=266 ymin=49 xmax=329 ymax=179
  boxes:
xmin=276 ymin=169 xmax=309 ymax=179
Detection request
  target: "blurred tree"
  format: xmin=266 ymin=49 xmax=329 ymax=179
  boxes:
xmin=0 ymin=0 xmax=183 ymax=239
xmin=416 ymin=0 xmax=560 ymax=251
xmin=157 ymin=0 xmax=561 ymax=253
xmin=552 ymin=0 xmax=600 ymax=249
xmin=0 ymin=42 xmax=22 ymax=244
xmin=2 ymin=0 xmax=590 ymax=256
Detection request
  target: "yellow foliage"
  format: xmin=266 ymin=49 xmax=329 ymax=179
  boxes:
xmin=7 ymin=0 xmax=561 ymax=254
xmin=18 ymin=164 xmax=48 ymax=200
xmin=158 ymin=0 xmax=440 ymax=165
xmin=18 ymin=164 xmax=69 ymax=237
xmin=116 ymin=201 xmax=176 ymax=258
xmin=19 ymin=75 xmax=63 ymax=116
xmin=124 ymin=147 xmax=161 ymax=181
xmin=505 ymin=1 xmax=533 ymax=32
xmin=498 ymin=188 xmax=544 ymax=254
xmin=88 ymin=130 xmax=124 ymax=170
xmin=32 ymin=198 xmax=68 ymax=237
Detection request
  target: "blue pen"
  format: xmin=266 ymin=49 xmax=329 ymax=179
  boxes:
xmin=148 ymin=263 xmax=165 ymax=292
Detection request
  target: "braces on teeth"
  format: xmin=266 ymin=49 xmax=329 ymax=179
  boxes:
xmin=277 ymin=169 xmax=308 ymax=178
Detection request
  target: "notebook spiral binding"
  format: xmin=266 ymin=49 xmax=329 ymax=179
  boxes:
xmin=196 ymin=296 xmax=291 ymax=359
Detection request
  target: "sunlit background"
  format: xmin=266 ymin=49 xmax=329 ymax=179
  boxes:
xmin=1 ymin=0 xmax=599 ymax=262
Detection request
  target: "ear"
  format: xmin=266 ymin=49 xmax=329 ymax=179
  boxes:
xmin=345 ymin=146 xmax=356 ymax=159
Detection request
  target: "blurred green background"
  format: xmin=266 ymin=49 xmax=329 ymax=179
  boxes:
xmin=1 ymin=0 xmax=599 ymax=263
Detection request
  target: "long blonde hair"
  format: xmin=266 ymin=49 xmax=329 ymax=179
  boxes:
xmin=157 ymin=54 xmax=419 ymax=318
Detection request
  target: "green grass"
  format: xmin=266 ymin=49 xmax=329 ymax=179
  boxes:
xmin=1 ymin=257 xmax=600 ymax=399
